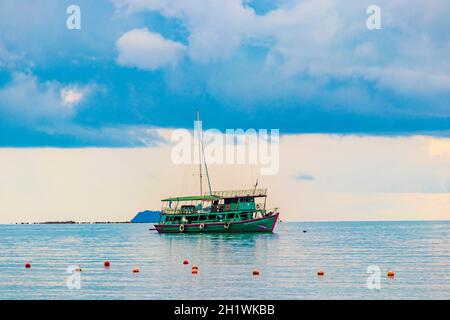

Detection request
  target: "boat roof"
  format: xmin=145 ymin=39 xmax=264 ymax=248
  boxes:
xmin=161 ymin=188 xmax=267 ymax=202
xmin=161 ymin=195 xmax=220 ymax=202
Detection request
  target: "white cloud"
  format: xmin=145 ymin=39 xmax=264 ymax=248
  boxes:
xmin=279 ymin=134 xmax=450 ymax=194
xmin=0 ymin=41 xmax=33 ymax=71
xmin=60 ymin=86 xmax=94 ymax=108
xmin=0 ymin=72 xmax=95 ymax=123
xmin=114 ymin=0 xmax=450 ymax=97
xmin=115 ymin=0 xmax=257 ymax=63
xmin=0 ymin=42 xmax=18 ymax=69
xmin=116 ymin=28 xmax=186 ymax=70
xmin=429 ymin=138 xmax=450 ymax=158
xmin=36 ymin=124 xmax=165 ymax=147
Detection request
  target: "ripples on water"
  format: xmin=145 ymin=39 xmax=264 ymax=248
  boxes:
xmin=0 ymin=221 xmax=448 ymax=299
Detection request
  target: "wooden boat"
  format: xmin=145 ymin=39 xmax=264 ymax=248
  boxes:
xmin=154 ymin=112 xmax=280 ymax=234
xmin=154 ymin=189 xmax=279 ymax=233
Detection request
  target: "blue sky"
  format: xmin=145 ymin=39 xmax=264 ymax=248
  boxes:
xmin=0 ymin=0 xmax=449 ymax=147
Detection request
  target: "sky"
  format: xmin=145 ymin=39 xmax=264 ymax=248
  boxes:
xmin=0 ymin=0 xmax=449 ymax=222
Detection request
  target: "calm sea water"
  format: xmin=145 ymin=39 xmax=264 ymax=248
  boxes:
xmin=0 ymin=221 xmax=448 ymax=299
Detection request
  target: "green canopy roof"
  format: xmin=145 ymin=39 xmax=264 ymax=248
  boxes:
xmin=161 ymin=195 xmax=220 ymax=202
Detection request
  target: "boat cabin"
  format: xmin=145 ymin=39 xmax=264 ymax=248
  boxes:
xmin=159 ymin=189 xmax=268 ymax=224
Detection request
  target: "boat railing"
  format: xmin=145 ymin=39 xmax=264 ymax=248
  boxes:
xmin=208 ymin=188 xmax=267 ymax=198
xmin=162 ymin=209 xmax=202 ymax=215
xmin=161 ymin=207 xmax=266 ymax=216
xmin=161 ymin=209 xmax=266 ymax=224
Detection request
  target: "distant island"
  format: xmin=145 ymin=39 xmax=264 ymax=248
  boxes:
xmin=16 ymin=210 xmax=161 ymax=224
xmin=131 ymin=210 xmax=161 ymax=223
xmin=18 ymin=221 xmax=131 ymax=225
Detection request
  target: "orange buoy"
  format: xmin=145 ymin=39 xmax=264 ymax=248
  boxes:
xmin=192 ymin=265 xmax=198 ymax=270
xmin=25 ymin=263 xmax=31 ymax=269
xmin=317 ymin=270 xmax=324 ymax=276
xmin=191 ymin=268 xmax=198 ymax=274
xmin=183 ymin=260 xmax=189 ymax=265
xmin=133 ymin=267 xmax=140 ymax=273
xmin=75 ymin=266 xmax=82 ymax=272
xmin=387 ymin=271 xmax=395 ymax=278
xmin=252 ymin=269 xmax=260 ymax=276
xmin=104 ymin=261 xmax=110 ymax=268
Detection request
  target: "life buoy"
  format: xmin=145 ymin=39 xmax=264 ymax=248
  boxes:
xmin=199 ymin=223 xmax=205 ymax=230
xmin=179 ymin=224 xmax=185 ymax=232
xmin=224 ymin=222 xmax=230 ymax=229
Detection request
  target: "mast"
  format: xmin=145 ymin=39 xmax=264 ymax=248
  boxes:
xmin=201 ymin=134 xmax=213 ymax=196
xmin=253 ymin=178 xmax=259 ymax=193
xmin=197 ymin=111 xmax=213 ymax=196
xmin=197 ymin=111 xmax=203 ymax=196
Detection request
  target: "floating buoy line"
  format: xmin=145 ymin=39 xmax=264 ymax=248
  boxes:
xmin=20 ymin=260 xmax=396 ymax=282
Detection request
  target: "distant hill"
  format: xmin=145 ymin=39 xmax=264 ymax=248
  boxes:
xmin=131 ymin=210 xmax=161 ymax=223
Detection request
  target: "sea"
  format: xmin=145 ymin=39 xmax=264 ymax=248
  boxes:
xmin=0 ymin=221 xmax=448 ymax=299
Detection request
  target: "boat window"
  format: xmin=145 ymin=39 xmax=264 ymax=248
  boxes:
xmin=240 ymin=212 xmax=251 ymax=220
xmin=224 ymin=198 xmax=238 ymax=204
xmin=181 ymin=205 xmax=195 ymax=213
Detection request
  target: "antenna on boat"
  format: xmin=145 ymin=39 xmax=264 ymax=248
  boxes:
xmin=253 ymin=178 xmax=259 ymax=193
xmin=197 ymin=110 xmax=213 ymax=196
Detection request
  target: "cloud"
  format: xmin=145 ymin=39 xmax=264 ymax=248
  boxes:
xmin=294 ymin=173 xmax=315 ymax=181
xmin=0 ymin=41 xmax=33 ymax=71
xmin=1 ymin=0 xmax=449 ymax=146
xmin=0 ymin=72 xmax=96 ymax=124
xmin=0 ymin=42 xmax=18 ymax=69
xmin=60 ymin=85 xmax=95 ymax=108
xmin=280 ymin=134 xmax=450 ymax=194
xmin=36 ymin=124 xmax=166 ymax=147
xmin=113 ymin=0 xmax=450 ymax=108
xmin=116 ymin=28 xmax=186 ymax=70
xmin=428 ymin=139 xmax=450 ymax=158
xmin=0 ymin=72 xmax=69 ymax=123
xmin=3 ymin=134 xmax=450 ymax=223
xmin=115 ymin=0 xmax=258 ymax=63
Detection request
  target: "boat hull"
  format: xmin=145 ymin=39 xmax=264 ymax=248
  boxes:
xmin=154 ymin=212 xmax=279 ymax=234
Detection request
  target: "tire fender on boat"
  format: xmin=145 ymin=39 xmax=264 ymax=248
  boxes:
xmin=224 ymin=222 xmax=230 ymax=229
xmin=199 ymin=223 xmax=205 ymax=230
xmin=179 ymin=224 xmax=185 ymax=232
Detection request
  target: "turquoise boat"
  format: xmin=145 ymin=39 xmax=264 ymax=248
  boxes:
xmin=154 ymin=112 xmax=280 ymax=234
xmin=154 ymin=189 xmax=279 ymax=233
